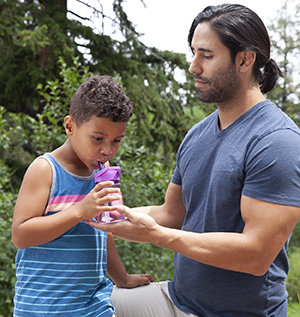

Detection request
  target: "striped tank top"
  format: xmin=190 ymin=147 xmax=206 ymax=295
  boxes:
xmin=14 ymin=153 xmax=114 ymax=316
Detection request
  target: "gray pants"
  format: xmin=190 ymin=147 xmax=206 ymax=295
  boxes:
xmin=111 ymin=281 xmax=196 ymax=317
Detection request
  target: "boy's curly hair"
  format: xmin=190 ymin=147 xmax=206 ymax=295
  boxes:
xmin=70 ymin=75 xmax=133 ymax=126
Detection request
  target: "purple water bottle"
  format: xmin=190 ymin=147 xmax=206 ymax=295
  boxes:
xmin=94 ymin=166 xmax=125 ymax=223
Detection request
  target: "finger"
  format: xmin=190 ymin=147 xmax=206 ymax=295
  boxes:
xmin=114 ymin=205 xmax=131 ymax=219
xmin=139 ymin=274 xmax=155 ymax=285
xmin=94 ymin=181 xmax=114 ymax=191
xmin=101 ymin=194 xmax=122 ymax=206
xmin=84 ymin=219 xmax=111 ymax=231
xmin=145 ymin=274 xmax=156 ymax=283
xmin=141 ymin=277 xmax=151 ymax=286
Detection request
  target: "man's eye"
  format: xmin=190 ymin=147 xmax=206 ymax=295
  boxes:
xmin=204 ymin=55 xmax=213 ymax=59
xmin=113 ymin=139 xmax=121 ymax=143
xmin=94 ymin=137 xmax=103 ymax=141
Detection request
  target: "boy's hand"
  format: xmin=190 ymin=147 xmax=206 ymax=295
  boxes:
xmin=115 ymin=273 xmax=156 ymax=288
xmin=75 ymin=181 xmax=121 ymax=220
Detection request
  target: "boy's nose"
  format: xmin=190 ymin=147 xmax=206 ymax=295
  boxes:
xmin=101 ymin=144 xmax=112 ymax=156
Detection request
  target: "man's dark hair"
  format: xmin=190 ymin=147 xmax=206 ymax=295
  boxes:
xmin=188 ymin=4 xmax=284 ymax=93
xmin=70 ymin=75 xmax=133 ymax=126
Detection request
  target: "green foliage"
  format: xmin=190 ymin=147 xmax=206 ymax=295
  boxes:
xmin=0 ymin=0 xmax=205 ymax=160
xmin=0 ymin=0 xmax=76 ymax=113
xmin=288 ymin=301 xmax=300 ymax=317
xmin=2 ymin=57 xmax=89 ymax=170
xmin=290 ymin=220 xmax=300 ymax=248
xmin=267 ymin=0 xmax=300 ymax=125
xmin=0 ymin=113 xmax=17 ymax=315
xmin=286 ymin=247 xmax=300 ymax=303
xmin=0 ymin=189 xmax=16 ymax=317
xmin=114 ymin=239 xmax=175 ymax=281
xmin=109 ymin=107 xmax=177 ymax=281
xmin=112 ymin=123 xmax=174 ymax=207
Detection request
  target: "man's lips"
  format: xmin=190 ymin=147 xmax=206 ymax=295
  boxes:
xmin=195 ymin=80 xmax=208 ymax=88
xmin=194 ymin=76 xmax=208 ymax=88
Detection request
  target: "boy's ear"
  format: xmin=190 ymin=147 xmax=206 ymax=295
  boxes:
xmin=237 ymin=50 xmax=256 ymax=73
xmin=64 ymin=115 xmax=74 ymax=136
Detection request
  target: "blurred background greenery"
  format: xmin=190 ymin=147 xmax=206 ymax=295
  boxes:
xmin=1 ymin=0 xmax=300 ymax=315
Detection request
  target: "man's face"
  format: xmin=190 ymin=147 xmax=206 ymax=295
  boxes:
xmin=189 ymin=22 xmax=242 ymax=104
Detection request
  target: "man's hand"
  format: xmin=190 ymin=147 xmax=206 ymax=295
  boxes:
xmin=86 ymin=206 xmax=159 ymax=244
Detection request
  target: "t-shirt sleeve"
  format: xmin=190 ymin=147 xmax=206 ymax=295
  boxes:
xmin=242 ymin=129 xmax=300 ymax=207
xmin=171 ymin=165 xmax=182 ymax=185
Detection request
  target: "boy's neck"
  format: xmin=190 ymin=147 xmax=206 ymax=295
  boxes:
xmin=52 ymin=141 xmax=93 ymax=177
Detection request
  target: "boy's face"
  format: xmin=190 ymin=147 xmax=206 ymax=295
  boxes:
xmin=65 ymin=115 xmax=127 ymax=170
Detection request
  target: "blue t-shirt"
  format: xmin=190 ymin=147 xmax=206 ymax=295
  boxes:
xmin=14 ymin=154 xmax=114 ymax=317
xmin=168 ymin=100 xmax=300 ymax=316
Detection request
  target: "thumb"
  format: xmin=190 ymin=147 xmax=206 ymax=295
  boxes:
xmin=114 ymin=205 xmax=131 ymax=220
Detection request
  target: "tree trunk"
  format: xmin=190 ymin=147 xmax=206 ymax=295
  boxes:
xmin=38 ymin=0 xmax=67 ymax=68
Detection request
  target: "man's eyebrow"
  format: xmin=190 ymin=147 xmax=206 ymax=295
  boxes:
xmin=191 ymin=47 xmax=213 ymax=53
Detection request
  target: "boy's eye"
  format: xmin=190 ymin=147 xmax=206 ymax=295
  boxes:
xmin=113 ymin=139 xmax=121 ymax=143
xmin=94 ymin=137 xmax=103 ymax=141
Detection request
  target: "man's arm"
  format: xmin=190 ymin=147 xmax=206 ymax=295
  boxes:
xmin=132 ymin=182 xmax=187 ymax=229
xmin=88 ymin=183 xmax=300 ymax=276
xmin=148 ymin=195 xmax=300 ymax=276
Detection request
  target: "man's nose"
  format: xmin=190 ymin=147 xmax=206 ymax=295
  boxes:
xmin=188 ymin=57 xmax=203 ymax=74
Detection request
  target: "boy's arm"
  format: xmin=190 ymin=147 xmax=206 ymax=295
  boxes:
xmin=106 ymin=233 xmax=155 ymax=288
xmin=12 ymin=158 xmax=120 ymax=249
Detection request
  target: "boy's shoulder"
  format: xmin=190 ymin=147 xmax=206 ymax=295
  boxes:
xmin=17 ymin=154 xmax=52 ymax=202
xmin=25 ymin=154 xmax=52 ymax=180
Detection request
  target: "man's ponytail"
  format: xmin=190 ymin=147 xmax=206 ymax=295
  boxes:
xmin=259 ymin=59 xmax=284 ymax=94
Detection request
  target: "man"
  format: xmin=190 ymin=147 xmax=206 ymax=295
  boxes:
xmin=88 ymin=4 xmax=300 ymax=316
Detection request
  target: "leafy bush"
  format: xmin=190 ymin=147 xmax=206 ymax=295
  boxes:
xmin=290 ymin=220 xmax=300 ymax=248
xmin=288 ymin=301 xmax=300 ymax=317
xmin=0 ymin=175 xmax=17 ymax=317
xmin=286 ymin=247 xmax=300 ymax=303
xmin=111 ymin=129 xmax=176 ymax=281
xmin=0 ymin=108 xmax=18 ymax=316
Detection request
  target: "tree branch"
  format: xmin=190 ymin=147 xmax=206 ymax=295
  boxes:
xmin=69 ymin=0 xmax=166 ymax=62
xmin=68 ymin=10 xmax=90 ymax=21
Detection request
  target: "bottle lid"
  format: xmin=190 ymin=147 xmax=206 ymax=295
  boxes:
xmin=94 ymin=166 xmax=121 ymax=183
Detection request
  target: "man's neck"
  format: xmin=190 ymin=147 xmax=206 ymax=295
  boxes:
xmin=217 ymin=88 xmax=266 ymax=130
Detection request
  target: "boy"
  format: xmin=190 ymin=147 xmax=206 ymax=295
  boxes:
xmin=12 ymin=75 xmax=154 ymax=316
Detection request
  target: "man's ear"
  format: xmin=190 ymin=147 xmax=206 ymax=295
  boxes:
xmin=64 ymin=115 xmax=74 ymax=136
xmin=237 ymin=50 xmax=256 ymax=73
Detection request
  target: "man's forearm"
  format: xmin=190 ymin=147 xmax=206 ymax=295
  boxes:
xmin=132 ymin=205 xmax=184 ymax=229
xmin=150 ymin=226 xmax=272 ymax=276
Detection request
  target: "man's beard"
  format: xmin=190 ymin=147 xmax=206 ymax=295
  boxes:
xmin=194 ymin=63 xmax=241 ymax=104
